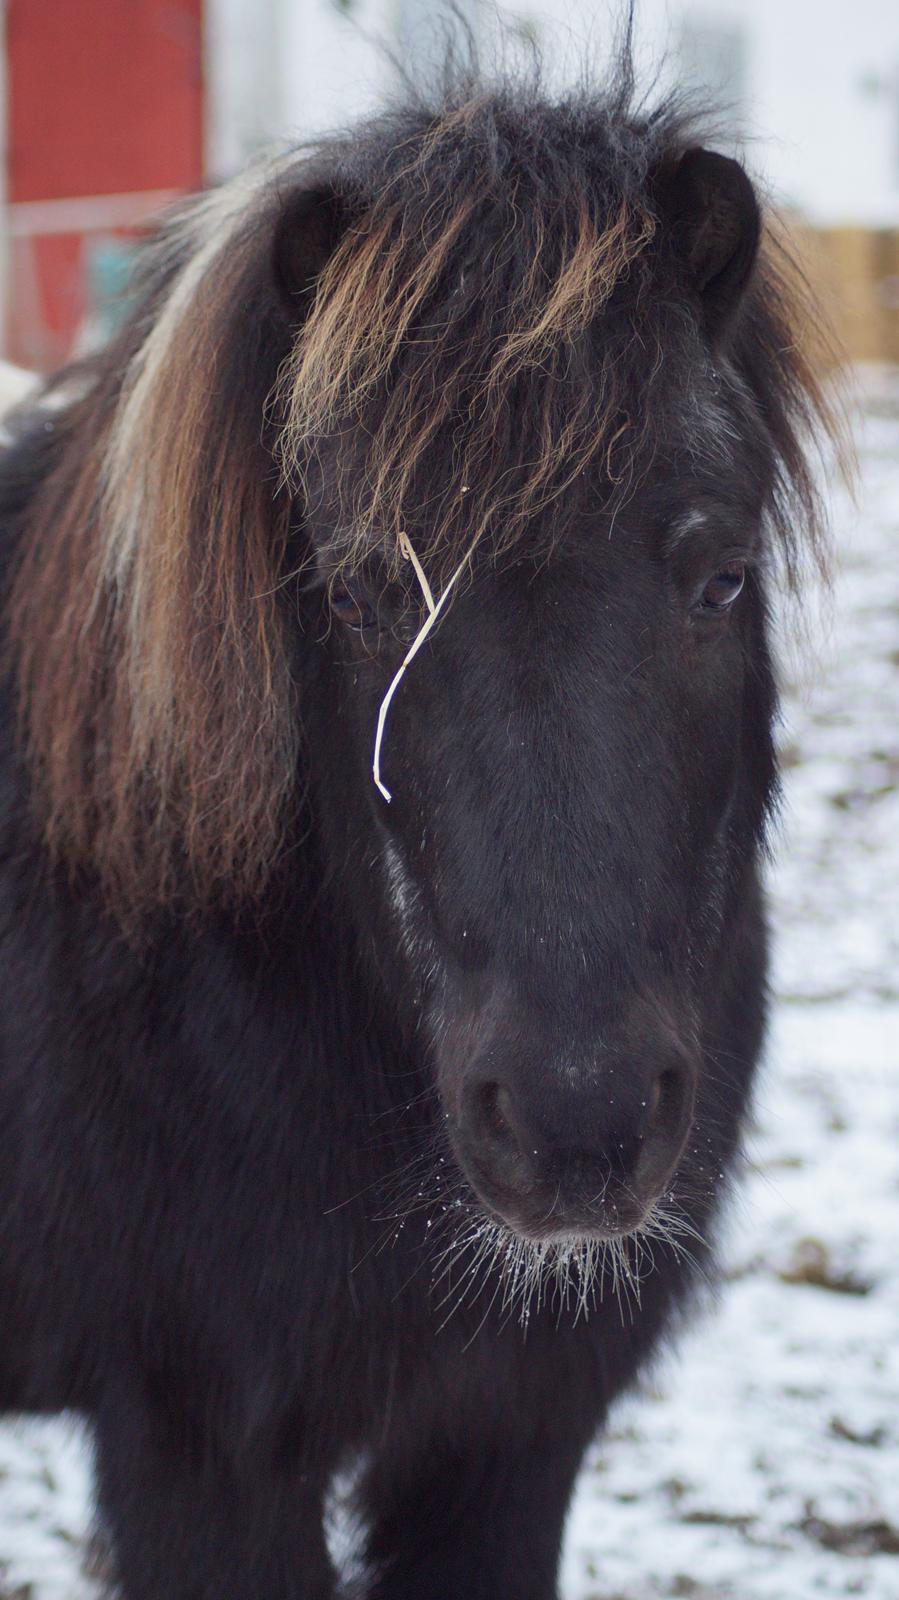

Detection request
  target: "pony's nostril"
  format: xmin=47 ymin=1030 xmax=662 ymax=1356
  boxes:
xmin=649 ymin=1066 xmax=684 ymax=1130
xmin=634 ymin=1059 xmax=694 ymax=1199
xmin=477 ymin=1081 xmax=519 ymax=1156
xmin=457 ymin=1076 xmax=538 ymax=1206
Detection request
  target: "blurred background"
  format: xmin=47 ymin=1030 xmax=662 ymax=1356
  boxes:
xmin=1 ymin=0 xmax=898 ymax=370
xmin=1 ymin=6 xmax=898 ymax=1600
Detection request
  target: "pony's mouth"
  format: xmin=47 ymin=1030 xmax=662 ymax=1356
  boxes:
xmin=475 ymin=1187 xmax=649 ymax=1247
xmin=456 ymin=1147 xmax=651 ymax=1245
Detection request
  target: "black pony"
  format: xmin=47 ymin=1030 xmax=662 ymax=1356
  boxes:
xmin=0 ymin=55 xmax=836 ymax=1600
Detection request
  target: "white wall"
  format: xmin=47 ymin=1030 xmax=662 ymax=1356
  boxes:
xmin=205 ymin=0 xmax=396 ymax=174
xmin=646 ymin=0 xmax=899 ymax=226
xmin=731 ymin=0 xmax=899 ymax=226
xmin=499 ymin=0 xmax=899 ymax=224
xmin=205 ymin=0 xmax=899 ymax=226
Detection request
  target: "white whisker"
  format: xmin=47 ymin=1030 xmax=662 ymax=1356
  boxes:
xmin=416 ymin=1188 xmax=709 ymax=1333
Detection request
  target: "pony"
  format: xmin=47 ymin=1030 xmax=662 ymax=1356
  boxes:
xmin=0 ymin=48 xmax=838 ymax=1600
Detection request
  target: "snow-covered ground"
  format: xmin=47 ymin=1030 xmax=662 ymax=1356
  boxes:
xmin=2 ymin=383 xmax=897 ymax=1599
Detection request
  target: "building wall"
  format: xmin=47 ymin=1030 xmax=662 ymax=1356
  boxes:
xmin=3 ymin=0 xmax=203 ymax=366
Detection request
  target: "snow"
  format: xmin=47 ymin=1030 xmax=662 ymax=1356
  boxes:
xmin=2 ymin=383 xmax=898 ymax=1599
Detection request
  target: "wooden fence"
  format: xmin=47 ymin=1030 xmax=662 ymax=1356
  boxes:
xmin=789 ymin=223 xmax=899 ymax=366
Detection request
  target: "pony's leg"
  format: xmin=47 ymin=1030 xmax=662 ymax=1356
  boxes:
xmin=92 ymin=1395 xmax=336 ymax=1600
xmin=357 ymin=1424 xmax=593 ymax=1600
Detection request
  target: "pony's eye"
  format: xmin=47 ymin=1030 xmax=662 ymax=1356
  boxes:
xmin=698 ymin=561 xmax=746 ymax=612
xmin=329 ymin=580 xmax=376 ymax=630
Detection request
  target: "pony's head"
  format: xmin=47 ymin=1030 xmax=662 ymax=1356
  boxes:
xmin=8 ymin=67 xmax=841 ymax=1256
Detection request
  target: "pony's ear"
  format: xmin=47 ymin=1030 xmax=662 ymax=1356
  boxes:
xmin=272 ymin=184 xmax=351 ymax=318
xmin=654 ymin=148 xmax=760 ymax=342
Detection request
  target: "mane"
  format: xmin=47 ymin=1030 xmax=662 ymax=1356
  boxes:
xmin=3 ymin=63 xmax=844 ymax=928
xmin=276 ymin=100 xmax=659 ymax=585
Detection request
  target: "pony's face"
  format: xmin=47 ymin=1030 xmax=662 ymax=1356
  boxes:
xmin=277 ymin=138 xmax=794 ymax=1249
xmin=303 ymin=408 xmax=775 ymax=1245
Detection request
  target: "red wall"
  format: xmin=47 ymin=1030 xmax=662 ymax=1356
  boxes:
xmin=5 ymin=0 xmax=204 ymax=366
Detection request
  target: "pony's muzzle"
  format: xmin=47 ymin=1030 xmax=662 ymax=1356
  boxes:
xmin=450 ymin=1034 xmax=696 ymax=1240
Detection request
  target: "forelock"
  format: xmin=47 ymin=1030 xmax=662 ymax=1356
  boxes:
xmin=275 ymin=92 xmax=668 ymax=589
